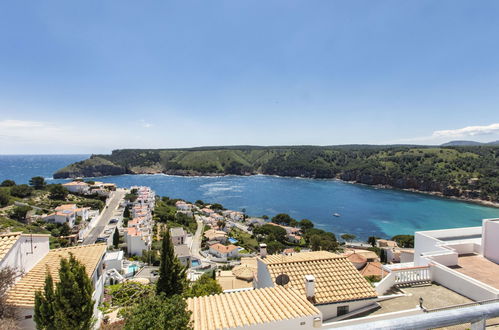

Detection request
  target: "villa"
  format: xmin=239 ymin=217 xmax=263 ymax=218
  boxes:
xmin=62 ymin=181 xmax=90 ymax=194
xmin=174 ymin=244 xmax=191 ymax=267
xmin=254 ymin=249 xmax=378 ymax=320
xmin=170 ymin=227 xmax=187 ymax=245
xmin=5 ymin=244 xmax=107 ymax=329
xmin=203 ymin=229 xmax=227 ymax=242
xmin=209 ymin=243 xmax=239 ymax=259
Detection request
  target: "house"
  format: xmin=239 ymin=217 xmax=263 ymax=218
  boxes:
xmin=174 ymin=244 xmax=191 ymax=267
xmin=187 ymin=286 xmax=322 ymax=330
xmin=175 ymin=201 xmax=193 ymax=211
xmin=412 ymin=218 xmax=499 ymax=301
xmin=62 ymin=181 xmax=90 ymax=194
xmin=203 ymin=229 xmax=227 ymax=243
xmin=201 ymin=208 xmax=215 ymax=216
xmin=209 ymin=244 xmax=239 ymax=259
xmin=0 ymin=232 xmax=50 ymax=274
xmin=126 ymin=227 xmax=151 ymax=256
xmin=170 ymin=227 xmax=187 ymax=245
xmin=255 ymin=250 xmax=378 ymax=320
xmin=6 ymin=244 xmax=107 ymax=329
xmin=245 ymin=217 xmax=266 ymax=227
xmin=344 ymin=252 xmax=368 ymax=270
xmin=287 ymin=233 xmax=302 ymax=243
xmin=376 ymin=239 xmax=398 ymax=248
xmin=43 ymin=209 xmax=76 ymax=228
xmin=103 ymin=250 xmax=124 ymax=272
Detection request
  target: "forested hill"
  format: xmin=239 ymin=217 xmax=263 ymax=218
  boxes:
xmin=54 ymin=145 xmax=499 ymax=202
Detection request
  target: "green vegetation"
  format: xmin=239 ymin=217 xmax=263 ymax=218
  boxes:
xmin=121 ymin=294 xmax=192 ymax=330
xmin=1 ymin=179 xmax=16 ymax=187
xmin=54 ymin=145 xmax=499 ymax=202
xmin=10 ymin=184 xmax=33 ymax=198
xmin=391 ymin=234 xmax=415 ymax=248
xmin=29 ymin=176 xmax=46 ymax=190
xmin=48 ymin=184 xmax=69 ymax=200
xmin=340 ymin=233 xmax=356 ymax=242
xmin=35 ymin=254 xmax=95 ymax=330
xmin=185 ymin=272 xmax=222 ymax=298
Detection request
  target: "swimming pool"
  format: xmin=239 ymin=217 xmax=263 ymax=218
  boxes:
xmin=127 ymin=264 xmax=139 ymax=274
xmin=228 ymin=237 xmax=238 ymax=244
xmin=191 ymin=260 xmax=200 ymax=267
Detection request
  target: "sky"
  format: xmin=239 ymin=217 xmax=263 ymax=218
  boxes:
xmin=1 ymin=1 xmax=499 ymax=154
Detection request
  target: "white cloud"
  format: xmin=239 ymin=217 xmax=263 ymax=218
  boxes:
xmin=432 ymin=123 xmax=499 ymax=139
xmin=139 ymin=119 xmax=153 ymax=128
xmin=0 ymin=119 xmax=45 ymax=129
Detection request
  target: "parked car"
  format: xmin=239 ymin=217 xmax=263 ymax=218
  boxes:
xmin=96 ymin=237 xmax=107 ymax=243
xmin=110 ymin=219 xmax=118 ymax=224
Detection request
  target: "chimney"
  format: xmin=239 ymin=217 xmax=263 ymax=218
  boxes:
xmin=259 ymin=243 xmax=267 ymax=258
xmin=304 ymin=275 xmax=315 ymax=299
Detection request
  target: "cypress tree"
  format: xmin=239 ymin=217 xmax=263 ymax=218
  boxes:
xmin=35 ymin=254 xmax=95 ymax=330
xmin=53 ymin=254 xmax=95 ymax=329
xmin=113 ymin=227 xmax=120 ymax=248
xmin=156 ymin=230 xmax=186 ymax=296
xmin=34 ymin=271 xmax=56 ymax=329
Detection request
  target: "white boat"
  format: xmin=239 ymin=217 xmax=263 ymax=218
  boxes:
xmin=333 ymin=213 xmax=341 ymax=217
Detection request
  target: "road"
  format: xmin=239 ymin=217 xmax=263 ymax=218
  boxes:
xmin=83 ymin=189 xmax=126 ymax=245
xmin=190 ymin=217 xmax=205 ymax=261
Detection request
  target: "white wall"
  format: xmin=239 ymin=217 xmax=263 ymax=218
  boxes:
xmin=483 ymin=219 xmax=499 ymax=263
xmin=317 ymin=299 xmax=376 ymax=321
xmin=430 ymin=263 xmax=499 ymax=301
xmin=255 ymin=259 xmax=274 ymax=289
xmin=0 ymin=235 xmax=49 ymax=274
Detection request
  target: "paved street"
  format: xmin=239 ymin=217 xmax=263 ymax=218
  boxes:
xmin=83 ymin=189 xmax=126 ymax=245
xmin=191 ymin=217 xmax=205 ymax=260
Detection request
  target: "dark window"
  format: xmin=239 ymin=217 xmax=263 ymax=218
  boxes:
xmin=337 ymin=305 xmax=349 ymax=316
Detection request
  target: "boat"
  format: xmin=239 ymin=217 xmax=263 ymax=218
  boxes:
xmin=333 ymin=213 xmax=341 ymax=217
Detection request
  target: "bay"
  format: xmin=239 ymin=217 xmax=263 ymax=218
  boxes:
xmin=1 ymin=155 xmax=498 ymax=239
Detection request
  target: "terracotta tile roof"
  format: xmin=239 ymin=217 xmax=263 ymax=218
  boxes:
xmin=210 ymin=243 xmax=238 ymax=253
xmin=0 ymin=232 xmax=22 ymax=261
xmin=187 ymin=286 xmax=320 ymax=330
xmin=55 ymin=204 xmax=77 ymax=211
xmin=377 ymin=239 xmax=398 ymax=248
xmin=261 ymin=251 xmax=377 ymax=304
xmin=346 ymin=252 xmax=368 ymax=264
xmin=360 ymin=262 xmax=386 ymax=277
xmin=6 ymin=244 xmax=107 ymax=307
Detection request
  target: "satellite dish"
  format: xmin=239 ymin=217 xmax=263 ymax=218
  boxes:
xmin=276 ymin=274 xmax=290 ymax=286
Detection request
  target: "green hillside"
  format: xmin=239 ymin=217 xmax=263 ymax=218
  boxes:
xmin=54 ymin=145 xmax=499 ymax=202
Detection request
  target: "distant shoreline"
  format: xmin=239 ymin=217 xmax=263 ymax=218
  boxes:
xmin=54 ymin=171 xmax=499 ymax=209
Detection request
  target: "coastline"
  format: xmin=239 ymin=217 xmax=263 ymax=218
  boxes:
xmin=54 ymin=170 xmax=499 ymax=209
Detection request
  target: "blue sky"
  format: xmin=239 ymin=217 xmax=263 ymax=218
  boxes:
xmin=1 ymin=1 xmax=499 ymax=154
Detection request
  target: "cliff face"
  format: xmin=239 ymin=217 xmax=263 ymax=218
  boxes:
xmin=53 ymin=145 xmax=499 ymax=202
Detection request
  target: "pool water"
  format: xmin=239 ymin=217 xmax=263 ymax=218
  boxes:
xmin=191 ymin=260 xmax=200 ymax=267
xmin=127 ymin=264 xmax=139 ymax=274
xmin=228 ymin=238 xmax=238 ymax=244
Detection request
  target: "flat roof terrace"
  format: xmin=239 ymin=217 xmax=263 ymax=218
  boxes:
xmin=354 ymin=283 xmax=472 ymax=317
xmin=449 ymin=253 xmax=499 ymax=290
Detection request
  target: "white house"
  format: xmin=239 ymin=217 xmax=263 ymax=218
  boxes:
xmin=44 ymin=210 xmax=76 ymax=228
xmin=6 ymin=244 xmax=107 ymax=329
xmin=170 ymin=227 xmax=187 ymax=245
xmin=255 ymin=250 xmax=378 ymax=320
xmin=61 ymin=181 xmax=90 ymax=194
xmin=176 ymin=201 xmax=193 ymax=212
xmin=0 ymin=232 xmax=50 ymax=274
xmin=174 ymin=244 xmax=191 ymax=267
xmin=209 ymin=243 xmax=239 ymax=259
xmin=126 ymin=227 xmax=151 ymax=256
xmin=103 ymin=250 xmax=124 ymax=272
xmin=203 ymin=229 xmax=227 ymax=243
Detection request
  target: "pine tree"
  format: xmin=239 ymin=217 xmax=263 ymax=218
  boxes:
xmin=35 ymin=254 xmax=95 ymax=330
xmin=113 ymin=227 xmax=120 ymax=248
xmin=156 ymin=230 xmax=186 ymax=296
xmin=34 ymin=271 xmax=55 ymax=329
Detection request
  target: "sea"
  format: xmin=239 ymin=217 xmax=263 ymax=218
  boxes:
xmin=1 ymin=154 xmax=498 ymax=240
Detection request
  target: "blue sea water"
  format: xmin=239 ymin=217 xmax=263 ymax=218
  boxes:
xmin=1 ymin=155 xmax=498 ymax=239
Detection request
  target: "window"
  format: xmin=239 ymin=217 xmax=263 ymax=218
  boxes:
xmin=337 ymin=305 xmax=349 ymax=316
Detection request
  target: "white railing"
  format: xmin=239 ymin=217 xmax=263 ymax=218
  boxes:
xmin=375 ymin=266 xmax=431 ymax=295
xmin=392 ymin=266 xmax=431 ymax=284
